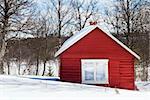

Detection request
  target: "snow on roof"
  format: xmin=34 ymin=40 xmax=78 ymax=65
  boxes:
xmin=55 ymin=25 xmax=140 ymax=60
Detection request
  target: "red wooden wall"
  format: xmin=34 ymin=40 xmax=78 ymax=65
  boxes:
xmin=59 ymin=28 xmax=135 ymax=90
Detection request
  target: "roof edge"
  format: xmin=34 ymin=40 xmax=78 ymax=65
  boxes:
xmin=55 ymin=26 xmax=97 ymax=57
xmin=55 ymin=25 xmax=140 ymax=60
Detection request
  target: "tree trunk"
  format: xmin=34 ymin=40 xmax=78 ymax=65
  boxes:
xmin=7 ymin=61 xmax=10 ymax=75
xmin=35 ymin=56 xmax=39 ymax=75
xmin=0 ymin=40 xmax=7 ymax=74
xmin=148 ymin=31 xmax=150 ymax=80
xmin=18 ymin=62 xmax=21 ymax=75
xmin=142 ymin=62 xmax=148 ymax=81
xmin=0 ymin=62 xmax=4 ymax=74
xmin=42 ymin=60 xmax=46 ymax=76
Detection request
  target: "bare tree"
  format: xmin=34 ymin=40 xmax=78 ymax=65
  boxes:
xmin=137 ymin=2 xmax=150 ymax=81
xmin=71 ymin=0 xmax=99 ymax=31
xmin=0 ymin=0 xmax=35 ymax=74
xmin=105 ymin=0 xmax=150 ymax=80
xmin=37 ymin=15 xmax=50 ymax=76
xmin=30 ymin=10 xmax=58 ymax=76
xmin=38 ymin=15 xmax=57 ymax=76
xmin=46 ymin=0 xmax=74 ymax=47
xmin=30 ymin=14 xmax=43 ymax=75
xmin=105 ymin=0 xmax=149 ymax=47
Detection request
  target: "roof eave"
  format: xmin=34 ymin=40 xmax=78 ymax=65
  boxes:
xmin=54 ymin=25 xmax=141 ymax=60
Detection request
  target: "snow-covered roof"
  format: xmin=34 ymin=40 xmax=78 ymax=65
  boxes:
xmin=55 ymin=25 xmax=140 ymax=60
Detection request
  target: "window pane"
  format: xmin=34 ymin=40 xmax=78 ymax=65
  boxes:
xmin=96 ymin=71 xmax=106 ymax=81
xmin=85 ymin=70 xmax=94 ymax=80
xmin=96 ymin=62 xmax=107 ymax=81
xmin=83 ymin=62 xmax=94 ymax=81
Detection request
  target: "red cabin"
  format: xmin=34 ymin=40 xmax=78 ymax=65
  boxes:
xmin=55 ymin=25 xmax=140 ymax=90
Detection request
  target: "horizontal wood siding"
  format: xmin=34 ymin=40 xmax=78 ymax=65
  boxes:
xmin=119 ymin=60 xmax=135 ymax=89
xmin=109 ymin=60 xmax=120 ymax=87
xmin=60 ymin=28 xmax=135 ymax=90
xmin=60 ymin=58 xmax=81 ymax=83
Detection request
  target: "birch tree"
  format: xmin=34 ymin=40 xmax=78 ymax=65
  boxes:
xmin=0 ymin=0 xmax=34 ymax=74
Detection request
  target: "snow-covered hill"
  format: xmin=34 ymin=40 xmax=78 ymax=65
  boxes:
xmin=0 ymin=75 xmax=150 ymax=100
xmin=136 ymin=81 xmax=150 ymax=91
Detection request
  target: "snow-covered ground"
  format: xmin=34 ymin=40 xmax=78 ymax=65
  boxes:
xmin=3 ymin=60 xmax=59 ymax=76
xmin=0 ymin=75 xmax=150 ymax=100
xmin=136 ymin=81 xmax=150 ymax=91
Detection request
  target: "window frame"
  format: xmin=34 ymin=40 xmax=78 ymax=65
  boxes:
xmin=81 ymin=59 xmax=109 ymax=84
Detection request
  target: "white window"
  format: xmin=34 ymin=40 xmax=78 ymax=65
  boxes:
xmin=81 ymin=59 xmax=109 ymax=84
